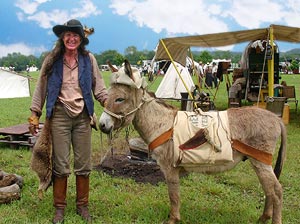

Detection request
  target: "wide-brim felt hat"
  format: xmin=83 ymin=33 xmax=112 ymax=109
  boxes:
xmin=53 ymin=19 xmax=89 ymax=45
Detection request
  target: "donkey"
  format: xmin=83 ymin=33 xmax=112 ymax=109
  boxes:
xmin=99 ymin=60 xmax=287 ymax=224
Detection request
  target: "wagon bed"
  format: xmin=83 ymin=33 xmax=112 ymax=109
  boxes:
xmin=0 ymin=123 xmax=42 ymax=149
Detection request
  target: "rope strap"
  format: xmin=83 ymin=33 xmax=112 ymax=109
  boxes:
xmin=103 ymin=97 xmax=154 ymax=121
xmin=103 ymin=108 xmax=124 ymax=120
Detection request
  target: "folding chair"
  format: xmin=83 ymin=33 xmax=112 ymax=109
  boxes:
xmin=282 ymin=86 xmax=298 ymax=112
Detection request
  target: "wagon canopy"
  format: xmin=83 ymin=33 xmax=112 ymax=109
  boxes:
xmin=154 ymin=24 xmax=300 ymax=66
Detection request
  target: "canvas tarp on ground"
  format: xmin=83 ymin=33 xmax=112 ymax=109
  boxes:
xmin=155 ymin=61 xmax=195 ymax=99
xmin=0 ymin=69 xmax=30 ymax=99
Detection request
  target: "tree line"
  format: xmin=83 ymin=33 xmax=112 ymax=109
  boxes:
xmin=0 ymin=46 xmax=154 ymax=72
xmin=0 ymin=45 xmax=299 ymax=72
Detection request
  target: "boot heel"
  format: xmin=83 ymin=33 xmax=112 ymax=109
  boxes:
xmin=52 ymin=208 xmax=64 ymax=224
xmin=77 ymin=205 xmax=92 ymax=222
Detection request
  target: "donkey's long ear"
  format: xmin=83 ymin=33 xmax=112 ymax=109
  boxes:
xmin=124 ymin=59 xmax=135 ymax=81
xmin=106 ymin=60 xmax=118 ymax=72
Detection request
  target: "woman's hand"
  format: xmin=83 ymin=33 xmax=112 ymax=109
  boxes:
xmin=28 ymin=115 xmax=39 ymax=136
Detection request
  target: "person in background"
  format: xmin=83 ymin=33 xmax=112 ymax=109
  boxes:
xmin=196 ymin=61 xmax=204 ymax=88
xmin=28 ymin=19 xmax=108 ymax=223
xmin=212 ymin=62 xmax=218 ymax=88
xmin=205 ymin=63 xmax=213 ymax=88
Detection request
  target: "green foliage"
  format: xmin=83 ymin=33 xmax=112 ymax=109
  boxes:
xmin=0 ymin=47 xmax=156 ymax=71
xmin=124 ymin=46 xmax=155 ymax=65
xmin=0 ymin=53 xmax=42 ymax=71
xmin=194 ymin=50 xmax=213 ymax=64
xmin=0 ymin=72 xmax=300 ymax=223
xmin=280 ymin=48 xmax=300 ymax=62
xmin=94 ymin=50 xmax=124 ymax=66
xmin=289 ymin=60 xmax=299 ymax=70
xmin=193 ymin=50 xmax=242 ymax=64
xmin=212 ymin=50 xmax=232 ymax=61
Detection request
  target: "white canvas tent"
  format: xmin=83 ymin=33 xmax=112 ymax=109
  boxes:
xmin=155 ymin=61 xmax=195 ymax=99
xmin=0 ymin=69 xmax=30 ymax=99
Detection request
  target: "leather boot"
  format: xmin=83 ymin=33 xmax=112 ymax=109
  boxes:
xmin=76 ymin=175 xmax=92 ymax=223
xmin=52 ymin=176 xmax=67 ymax=224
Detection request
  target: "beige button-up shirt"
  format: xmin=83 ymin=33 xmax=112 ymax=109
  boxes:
xmin=58 ymin=56 xmax=84 ymax=117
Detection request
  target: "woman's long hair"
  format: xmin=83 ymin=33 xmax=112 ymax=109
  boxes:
xmin=44 ymin=33 xmax=89 ymax=76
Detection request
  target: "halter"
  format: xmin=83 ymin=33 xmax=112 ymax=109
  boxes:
xmin=103 ymin=96 xmax=155 ymax=126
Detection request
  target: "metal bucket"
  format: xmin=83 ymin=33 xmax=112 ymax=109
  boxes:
xmin=266 ymin=97 xmax=286 ymax=117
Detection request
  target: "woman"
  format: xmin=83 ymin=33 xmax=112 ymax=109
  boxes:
xmin=28 ymin=19 xmax=108 ymax=223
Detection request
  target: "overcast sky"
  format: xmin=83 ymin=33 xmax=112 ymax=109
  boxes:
xmin=1 ymin=0 xmax=300 ymax=58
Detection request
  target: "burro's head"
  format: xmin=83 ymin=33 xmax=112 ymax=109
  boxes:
xmin=99 ymin=59 xmax=147 ymax=134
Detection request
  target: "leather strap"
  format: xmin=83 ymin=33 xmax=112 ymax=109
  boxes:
xmin=149 ymin=128 xmax=173 ymax=151
xmin=232 ymin=139 xmax=273 ymax=165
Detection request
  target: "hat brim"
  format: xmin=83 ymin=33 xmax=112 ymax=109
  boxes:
xmin=53 ymin=25 xmax=89 ymax=45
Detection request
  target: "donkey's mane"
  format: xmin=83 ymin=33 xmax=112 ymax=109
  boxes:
xmin=155 ymin=98 xmax=178 ymax=110
xmin=147 ymin=90 xmax=178 ymax=111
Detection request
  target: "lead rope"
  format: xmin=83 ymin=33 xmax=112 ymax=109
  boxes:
xmin=109 ymin=131 xmax=113 ymax=158
xmin=99 ymin=129 xmax=114 ymax=164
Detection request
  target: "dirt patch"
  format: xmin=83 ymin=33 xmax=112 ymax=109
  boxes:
xmin=94 ymin=153 xmax=165 ymax=185
xmin=94 ymin=138 xmax=165 ymax=185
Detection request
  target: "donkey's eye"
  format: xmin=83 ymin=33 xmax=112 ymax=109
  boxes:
xmin=115 ymin=98 xmax=125 ymax=103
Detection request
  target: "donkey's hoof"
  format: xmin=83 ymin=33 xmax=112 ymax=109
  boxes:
xmin=163 ymin=220 xmax=177 ymax=224
xmin=163 ymin=217 xmax=180 ymax=224
xmin=257 ymin=214 xmax=271 ymax=223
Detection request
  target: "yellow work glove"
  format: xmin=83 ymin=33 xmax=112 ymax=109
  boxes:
xmin=28 ymin=115 xmax=39 ymax=135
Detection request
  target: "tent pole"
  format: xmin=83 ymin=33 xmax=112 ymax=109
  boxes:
xmin=188 ymin=47 xmax=196 ymax=77
xmin=188 ymin=48 xmax=195 ymax=72
xmin=268 ymin=25 xmax=274 ymax=97
xmin=160 ymin=39 xmax=197 ymax=108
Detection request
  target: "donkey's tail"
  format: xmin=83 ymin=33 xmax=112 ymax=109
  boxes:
xmin=273 ymin=120 xmax=287 ymax=179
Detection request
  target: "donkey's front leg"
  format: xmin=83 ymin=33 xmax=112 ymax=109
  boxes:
xmin=163 ymin=167 xmax=181 ymax=224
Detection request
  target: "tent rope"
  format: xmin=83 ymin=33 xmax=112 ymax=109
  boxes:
xmin=160 ymin=39 xmax=197 ymax=109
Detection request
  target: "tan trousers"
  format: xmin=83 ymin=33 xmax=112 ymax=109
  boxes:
xmin=51 ymin=103 xmax=92 ymax=177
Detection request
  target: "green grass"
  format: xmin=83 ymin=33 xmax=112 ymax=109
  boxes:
xmin=0 ymin=71 xmax=300 ymax=223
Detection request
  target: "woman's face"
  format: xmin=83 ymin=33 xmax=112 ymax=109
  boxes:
xmin=63 ymin=31 xmax=81 ymax=51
